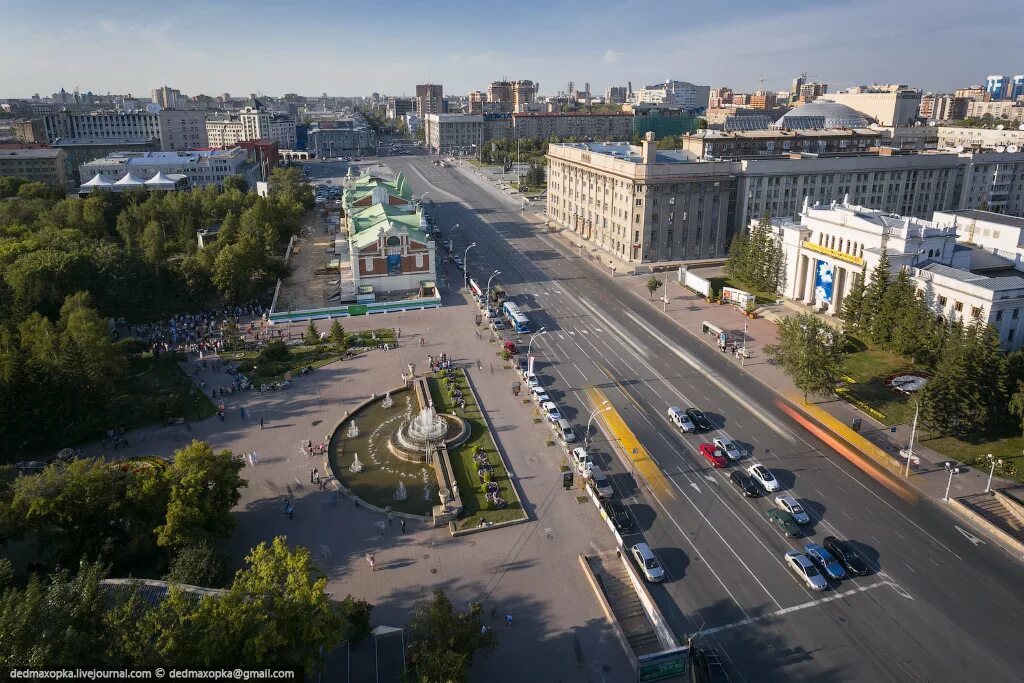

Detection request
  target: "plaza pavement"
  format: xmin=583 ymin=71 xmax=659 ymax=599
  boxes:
xmin=80 ymin=297 xmax=634 ymax=682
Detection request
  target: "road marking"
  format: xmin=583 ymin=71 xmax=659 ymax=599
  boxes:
xmin=690 ymin=482 xmax=701 ymax=493
xmin=700 ymin=581 xmax=895 ymax=637
xmin=703 ymin=474 xmax=718 ymax=484
xmin=954 ymin=525 xmax=986 ymax=546
xmin=814 ymin=488 xmax=825 ymax=498
xmin=902 ymin=561 xmax=916 ymax=573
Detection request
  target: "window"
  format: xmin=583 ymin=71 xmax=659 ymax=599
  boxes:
xmin=971 ymin=306 xmax=983 ymax=319
xmin=1010 ymin=329 xmax=1016 ymax=342
xmin=939 ymin=296 xmax=948 ymax=306
xmin=996 ymin=310 xmax=1004 ymax=321
xmin=1014 ymin=308 xmax=1020 ymax=320
xmin=954 ymin=301 xmax=963 ymax=313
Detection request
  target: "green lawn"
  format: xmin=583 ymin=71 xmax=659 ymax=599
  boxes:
xmin=840 ymin=347 xmax=923 ymax=425
xmin=427 ymin=370 xmax=524 ymax=529
xmin=707 ymin=276 xmax=778 ymax=305
xmin=223 ymin=328 xmax=395 ymax=383
xmin=106 ymin=352 xmax=218 ymax=428
xmin=921 ymin=430 xmax=1024 ymax=482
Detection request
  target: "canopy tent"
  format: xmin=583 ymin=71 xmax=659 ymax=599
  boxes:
xmin=80 ymin=173 xmax=115 ymax=191
xmin=114 ymin=172 xmax=145 ymax=188
xmin=144 ymin=171 xmax=178 ymax=189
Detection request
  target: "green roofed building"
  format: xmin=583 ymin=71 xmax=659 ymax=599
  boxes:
xmin=341 ymin=170 xmax=436 ymax=293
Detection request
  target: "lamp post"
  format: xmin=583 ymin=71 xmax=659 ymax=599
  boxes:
xmin=464 ymin=243 xmax=476 ymax=286
xmin=527 ymin=327 xmax=547 ymax=356
xmin=943 ymin=460 xmax=964 ymax=501
xmin=585 ymin=402 xmax=612 ymax=447
xmin=984 ymin=453 xmax=1002 ymax=493
xmin=486 ymin=270 xmax=501 ymax=309
xmin=903 ymin=400 xmax=920 ymax=477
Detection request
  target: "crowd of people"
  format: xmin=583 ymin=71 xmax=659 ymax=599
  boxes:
xmin=112 ymin=303 xmax=269 ymax=358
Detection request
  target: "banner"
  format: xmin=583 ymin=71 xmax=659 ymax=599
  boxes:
xmin=721 ymin=286 xmax=754 ymax=308
xmin=814 ymin=261 xmax=834 ymax=304
xmin=528 ymin=355 xmax=535 ymax=376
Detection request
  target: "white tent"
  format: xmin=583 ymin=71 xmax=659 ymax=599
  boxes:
xmin=144 ymin=171 xmax=177 ymax=189
xmin=114 ymin=172 xmax=145 ymax=188
xmin=80 ymin=173 xmax=115 ymax=192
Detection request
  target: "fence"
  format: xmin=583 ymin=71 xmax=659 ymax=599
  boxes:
xmin=678 ymin=266 xmax=710 ymax=297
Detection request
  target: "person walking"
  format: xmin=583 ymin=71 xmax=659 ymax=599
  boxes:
xmin=260 ymin=417 xmax=264 ymax=430
xmin=310 ymin=468 xmax=315 ymax=483
xmin=400 ymin=519 xmax=406 ymax=534
xmin=252 ymin=451 xmax=259 ymax=465
xmin=505 ymin=614 xmax=513 ymax=627
xmin=367 ymin=554 xmax=376 ymax=572
xmin=387 ymin=511 xmax=393 ymax=527
xmin=285 ymin=501 xmax=294 ymax=520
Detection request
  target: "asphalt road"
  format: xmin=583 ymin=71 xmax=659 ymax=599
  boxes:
xmin=317 ymin=154 xmax=1024 ymax=682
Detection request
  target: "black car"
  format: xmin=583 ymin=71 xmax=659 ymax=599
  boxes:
xmin=602 ymin=499 xmax=635 ymax=534
xmin=729 ymin=470 xmax=759 ymax=497
xmin=823 ymin=536 xmax=871 ymax=576
xmin=685 ymin=408 xmax=714 ymax=431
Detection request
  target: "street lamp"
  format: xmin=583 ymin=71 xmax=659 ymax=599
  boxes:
xmin=449 ymin=223 xmax=461 ymax=244
xmin=943 ymin=460 xmax=964 ymax=502
xmin=527 ymin=327 xmax=548 ymax=356
xmin=585 ymin=402 xmax=612 ymax=446
xmin=464 ymin=243 xmax=477 ymax=285
xmin=984 ymin=453 xmax=1003 ymax=493
xmin=486 ymin=270 xmax=501 ymax=310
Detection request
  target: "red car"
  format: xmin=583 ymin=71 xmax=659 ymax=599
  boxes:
xmin=504 ymin=341 xmax=518 ymax=354
xmin=699 ymin=443 xmax=728 ymax=468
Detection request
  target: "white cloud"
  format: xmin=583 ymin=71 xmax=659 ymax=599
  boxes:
xmin=602 ymin=49 xmax=623 ymax=65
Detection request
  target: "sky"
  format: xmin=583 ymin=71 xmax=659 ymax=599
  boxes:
xmin=2 ymin=0 xmax=1024 ymax=99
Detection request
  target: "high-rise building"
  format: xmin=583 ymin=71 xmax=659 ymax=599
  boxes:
xmin=790 ymin=74 xmax=807 ymax=99
xmin=798 ymin=82 xmax=828 ymax=102
xmin=631 ymin=80 xmax=711 ymax=112
xmin=386 ymin=97 xmax=416 ymax=121
xmin=415 ymin=84 xmax=444 ymax=116
xmin=748 ymin=91 xmax=777 ymax=109
xmin=151 ymin=85 xmax=184 ymax=109
xmin=512 ymin=80 xmax=537 ymax=111
xmin=487 ymin=81 xmax=513 ymax=105
xmin=986 ymin=75 xmax=1009 ymax=100
xmin=955 ymin=86 xmax=989 ymax=101
xmin=1011 ymin=75 xmax=1024 ymax=101
xmin=605 ymin=86 xmax=628 ymax=104
xmin=467 ymin=91 xmax=485 ymax=114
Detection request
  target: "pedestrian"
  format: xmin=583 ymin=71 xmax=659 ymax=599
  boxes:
xmin=480 ymin=625 xmax=488 ymax=636
xmin=397 ymin=328 xmax=402 ymax=339
xmin=400 ymin=519 xmax=406 ymax=534
xmin=367 ymin=554 xmax=376 ymax=571
xmin=387 ymin=511 xmax=393 ymax=526
xmin=252 ymin=451 xmax=259 ymax=465
xmin=505 ymin=614 xmax=513 ymax=627
xmin=285 ymin=501 xmax=294 ymax=520
xmin=260 ymin=417 xmax=264 ymax=429
xmin=310 ymin=468 xmax=315 ymax=483
xmin=247 ymin=452 xmax=254 ymax=467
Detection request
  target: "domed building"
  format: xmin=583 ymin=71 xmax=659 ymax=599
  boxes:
xmin=773 ymin=101 xmax=871 ymax=130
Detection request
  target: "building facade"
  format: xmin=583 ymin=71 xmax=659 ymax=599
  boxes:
xmin=919 ymin=94 xmax=969 ymax=122
xmin=632 ymin=80 xmax=710 ymax=112
xmin=386 ymin=97 xmax=415 ymax=121
xmin=511 ymin=112 xmax=632 ymax=140
xmin=52 ymin=137 xmax=161 ymax=184
xmin=0 ymin=148 xmax=71 ymax=190
xmin=80 ymin=148 xmax=250 ymax=188
xmin=39 ymin=110 xmax=207 ymax=150
xmin=965 ymin=100 xmax=1024 ymax=121
xmin=605 ymin=86 xmax=628 ymax=104
xmin=818 ymin=87 xmax=922 ymax=126
xmin=936 ymin=126 xmax=1024 ymax=151
xmin=416 ymin=84 xmax=444 ymax=117
xmin=307 ymin=121 xmax=374 ymax=157
xmin=424 ymin=114 xmax=484 ymax=154
xmin=680 ymin=128 xmax=882 ymax=159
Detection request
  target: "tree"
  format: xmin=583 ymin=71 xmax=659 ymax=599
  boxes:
xmin=406 ymin=589 xmax=496 ymax=683
xmin=870 ymin=266 xmax=915 ymax=346
xmin=223 ymin=175 xmax=249 ymax=193
xmin=860 ymin=249 xmax=891 ymax=332
xmin=764 ymin=313 xmax=845 ymax=402
xmin=166 ymin=542 xmax=228 ymax=588
xmin=338 ymin=595 xmax=373 ymax=643
xmin=304 ymin=320 xmax=322 ymax=346
xmin=645 ymin=276 xmax=663 ymax=300
xmin=726 ymin=229 xmax=752 ymax=284
xmin=328 ymin=319 xmax=347 ymax=350
xmin=840 ymin=264 xmax=868 ymax=331
xmin=1009 ymin=381 xmax=1024 ymax=436
xmin=156 ymin=440 xmax=247 ymax=549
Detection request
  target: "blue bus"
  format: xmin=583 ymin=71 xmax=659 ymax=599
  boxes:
xmin=502 ymin=301 xmax=531 ymax=333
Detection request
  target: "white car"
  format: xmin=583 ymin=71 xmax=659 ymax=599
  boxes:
xmin=775 ymin=494 xmax=810 ymax=524
xmin=785 ymin=551 xmax=828 ymax=591
xmin=631 ymin=543 xmax=665 ymax=583
xmin=571 ymin=447 xmax=593 ymax=474
xmin=526 ymin=374 xmax=541 ymax=389
xmin=713 ymin=437 xmax=744 ymax=461
xmin=530 ymin=386 xmax=550 ymax=403
xmin=667 ymin=406 xmax=696 ymax=433
xmin=542 ymin=401 xmax=561 ymax=423
xmin=748 ymin=464 xmax=780 ymax=492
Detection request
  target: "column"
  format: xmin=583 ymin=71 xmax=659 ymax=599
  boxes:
xmin=804 ymin=257 xmax=818 ymax=305
xmin=829 ymin=266 xmax=846 ymax=316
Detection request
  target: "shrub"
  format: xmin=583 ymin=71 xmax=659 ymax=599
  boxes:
xmin=483 ymin=472 xmax=493 ymax=483
xmin=258 ymin=339 xmax=289 ymax=363
xmin=236 ymin=361 xmax=254 ymax=373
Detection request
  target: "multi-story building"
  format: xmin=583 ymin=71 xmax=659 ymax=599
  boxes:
xmin=919 ymin=94 xmax=969 ymax=122
xmin=965 ymin=100 xmax=1024 ymax=121
xmin=748 ymin=92 xmax=777 ymax=109
xmin=605 ymin=86 xmax=628 ymax=105
xmin=467 ymin=91 xmax=485 ymax=114
xmin=386 ymin=97 xmax=415 ymax=121
xmin=205 ymin=119 xmax=245 ymax=148
xmin=416 ymin=84 xmax=444 ymax=117
xmin=52 ymin=137 xmax=161 ymax=184
xmin=986 ymin=75 xmax=1010 ymax=100
xmin=632 ymin=80 xmax=710 ymax=112
xmin=39 ymin=110 xmax=207 ymax=150
xmin=11 ymin=119 xmax=46 ymax=143
xmin=151 ymin=85 xmax=184 ymax=109
xmin=511 ymin=112 xmax=633 ymax=140
xmin=206 ymin=99 xmax=296 ymax=151
xmin=546 ymin=135 xmax=1024 ymax=266
xmin=936 ymin=126 xmax=1024 ymax=151
xmin=680 ymin=128 xmax=882 ymax=159
xmin=0 ymin=147 xmax=71 ymax=191
xmin=512 ymin=80 xmax=538 ymax=112
xmin=79 ymin=148 xmax=251 ymax=189
xmin=1012 ymin=75 xmax=1024 ymax=101
xmin=797 ymin=82 xmax=828 ymax=103
xmin=424 ymin=114 xmax=484 ymax=155
xmin=307 ymin=120 xmax=374 ymax=157
xmin=955 ymin=86 xmax=989 ymax=101
xmin=769 ymin=201 xmax=1024 ymax=349
xmin=818 ymin=86 xmax=921 ymax=126
xmin=487 ymin=81 xmax=513 ymax=106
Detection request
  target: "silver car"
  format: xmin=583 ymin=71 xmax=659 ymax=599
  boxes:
xmin=631 ymin=543 xmax=665 ymax=582
xmin=775 ymin=494 xmax=810 ymax=524
xmin=785 ymin=551 xmax=828 ymax=591
xmin=713 ymin=437 xmax=744 ymax=461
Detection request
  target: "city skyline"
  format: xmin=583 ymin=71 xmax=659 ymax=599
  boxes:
xmin=3 ymin=0 xmax=1024 ymax=99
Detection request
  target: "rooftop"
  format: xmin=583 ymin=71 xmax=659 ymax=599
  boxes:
xmin=940 ymin=209 xmax=1024 ymax=229
xmin=917 ymin=262 xmax=1024 ymax=291
xmin=775 ymin=101 xmax=871 ymax=130
xmin=82 ymin=149 xmax=245 ymax=167
xmin=52 ymin=136 xmax=157 ymax=146
xmin=0 ymin=147 xmax=64 ymax=159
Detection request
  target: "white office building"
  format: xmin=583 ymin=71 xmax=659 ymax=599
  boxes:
xmin=79 ymin=148 xmax=251 ymax=189
xmin=769 ymin=201 xmax=1024 ymax=349
xmin=41 ymin=110 xmax=207 ymax=150
xmin=631 ymin=80 xmax=710 ymax=112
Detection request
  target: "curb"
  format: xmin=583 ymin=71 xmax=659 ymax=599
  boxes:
xmin=947 ymin=495 xmax=1024 ymax=560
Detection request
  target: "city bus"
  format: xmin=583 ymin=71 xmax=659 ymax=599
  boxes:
xmin=468 ymin=278 xmax=484 ymax=301
xmin=502 ymin=301 xmax=531 ymax=334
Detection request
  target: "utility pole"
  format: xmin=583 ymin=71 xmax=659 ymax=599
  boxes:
xmin=904 ymin=401 xmax=919 ymax=477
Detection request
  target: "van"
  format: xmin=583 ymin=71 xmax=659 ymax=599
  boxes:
xmin=557 ymin=419 xmax=575 ymax=443
xmin=587 ymin=465 xmax=613 ymax=499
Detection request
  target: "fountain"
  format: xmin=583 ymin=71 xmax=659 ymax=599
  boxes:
xmin=394 ymin=480 xmax=408 ymax=501
xmin=381 ymin=391 xmax=394 ymax=409
xmin=347 ymin=420 xmax=359 ymax=438
xmin=350 ymin=452 xmax=364 ymax=473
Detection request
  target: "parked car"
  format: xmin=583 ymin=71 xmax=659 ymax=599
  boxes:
xmin=784 ymin=551 xmax=828 ymax=591
xmin=667 ymin=406 xmax=696 ymax=433
xmin=542 ymin=401 xmax=562 ymax=423
xmin=713 ymin=437 xmax=744 ymax=461
xmin=453 ymin=256 xmax=464 ymax=269
xmin=571 ymin=447 xmax=593 ymax=474
xmin=804 ymin=544 xmax=846 ymax=580
xmin=823 ymin=536 xmax=871 ymax=576
xmin=503 ymin=341 xmax=518 ymax=354
xmin=526 ymin=374 xmax=541 ymax=389
xmin=517 ymin=357 xmax=529 ymax=377
xmin=748 ymin=464 xmax=780 ymax=492
xmin=685 ymin=408 xmax=714 ymax=431
xmin=774 ymin=494 xmax=810 ymax=524
xmin=586 ymin=466 xmax=614 ymax=499
xmin=728 ymin=470 xmax=759 ymax=497
xmin=602 ymin=499 xmax=635 ymax=534
xmin=630 ymin=543 xmax=665 ymax=582
xmin=766 ymin=508 xmax=802 ymax=538
xmin=530 ymin=386 xmax=550 ymax=403
xmin=699 ymin=442 xmax=728 ymax=468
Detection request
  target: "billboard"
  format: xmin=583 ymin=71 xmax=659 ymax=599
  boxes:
xmin=814 ymin=260 xmax=834 ymax=305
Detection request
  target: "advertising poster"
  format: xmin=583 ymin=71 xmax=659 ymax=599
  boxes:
xmin=814 ymin=261 xmax=834 ymax=305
